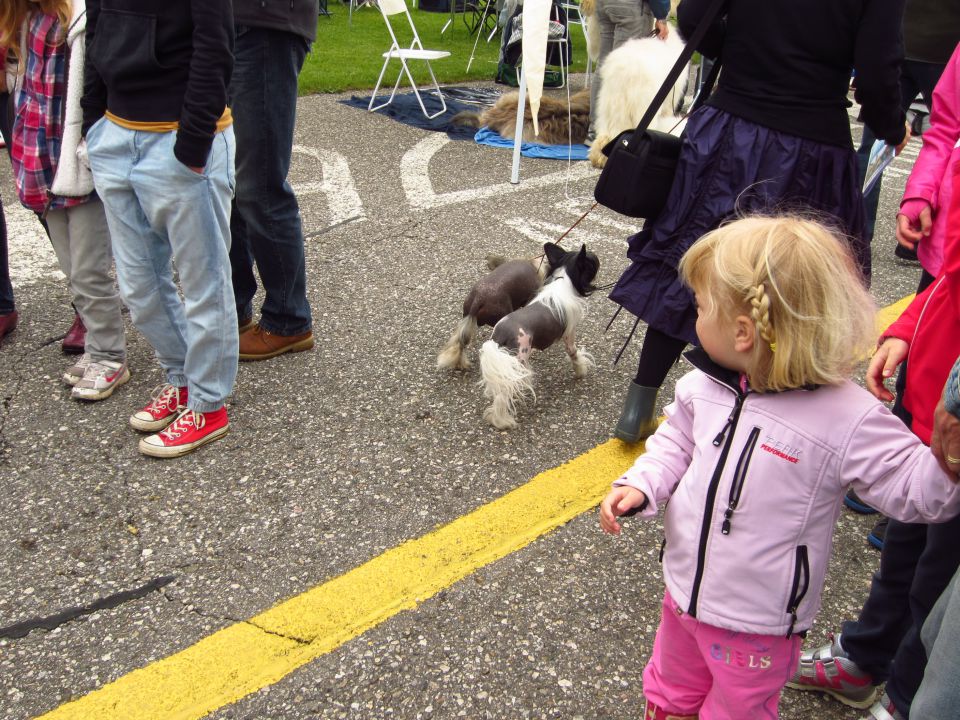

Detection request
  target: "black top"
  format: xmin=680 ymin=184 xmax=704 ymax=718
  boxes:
xmin=678 ymin=0 xmax=908 ymax=148
xmin=904 ymin=0 xmax=960 ymax=64
xmin=233 ymin=0 xmax=321 ymax=43
xmin=82 ymin=0 xmax=234 ymax=168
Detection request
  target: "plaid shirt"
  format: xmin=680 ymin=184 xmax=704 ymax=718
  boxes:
xmin=10 ymin=12 xmax=89 ymax=214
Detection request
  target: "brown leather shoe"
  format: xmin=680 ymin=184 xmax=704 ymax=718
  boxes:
xmin=239 ymin=324 xmax=314 ymax=361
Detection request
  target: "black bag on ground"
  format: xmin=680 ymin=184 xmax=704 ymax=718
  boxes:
xmin=593 ymin=0 xmax=724 ymax=219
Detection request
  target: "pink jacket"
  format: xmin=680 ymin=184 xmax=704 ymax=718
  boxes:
xmin=614 ymin=350 xmax=960 ymax=638
xmin=900 ymin=42 xmax=960 ymax=276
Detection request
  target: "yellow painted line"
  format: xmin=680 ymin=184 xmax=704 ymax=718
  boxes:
xmin=876 ymin=293 xmax=914 ymax=332
xmin=39 ymin=440 xmax=642 ymax=720
xmin=39 ymin=294 xmax=916 ymax=720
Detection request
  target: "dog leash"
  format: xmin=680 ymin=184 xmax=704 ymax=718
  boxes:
xmin=535 ymin=200 xmax=600 ymax=271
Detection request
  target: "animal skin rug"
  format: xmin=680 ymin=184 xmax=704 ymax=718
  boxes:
xmin=452 ymin=89 xmax=591 ymax=146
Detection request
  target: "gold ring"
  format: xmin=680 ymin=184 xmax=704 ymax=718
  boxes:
xmin=948 ymin=455 xmax=960 ymax=465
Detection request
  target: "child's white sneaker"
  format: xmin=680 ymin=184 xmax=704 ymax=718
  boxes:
xmin=62 ymin=353 xmax=92 ymax=386
xmin=71 ymin=359 xmax=130 ymax=401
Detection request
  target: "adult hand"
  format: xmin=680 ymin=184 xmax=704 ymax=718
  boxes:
xmin=866 ymin=338 xmax=909 ymax=402
xmin=599 ymin=486 xmax=647 ymax=535
xmin=655 ymin=19 xmax=669 ymax=39
xmin=931 ymin=394 xmax=960 ymax=479
xmin=895 ymin=122 xmax=911 ymax=156
xmin=896 ymin=204 xmax=933 ymax=250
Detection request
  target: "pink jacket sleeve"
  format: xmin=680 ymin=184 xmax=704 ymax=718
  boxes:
xmin=901 ymin=43 xmax=960 ymax=210
xmin=613 ymin=373 xmax=697 ymax=517
xmin=845 ymin=403 xmax=960 ymax=523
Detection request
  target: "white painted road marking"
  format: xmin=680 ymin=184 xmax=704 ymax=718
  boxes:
xmin=401 ymin=135 xmax=597 ymax=211
xmin=292 ymin=145 xmax=366 ymax=226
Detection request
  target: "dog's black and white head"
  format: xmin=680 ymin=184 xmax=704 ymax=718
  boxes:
xmin=543 ymin=242 xmax=600 ymax=297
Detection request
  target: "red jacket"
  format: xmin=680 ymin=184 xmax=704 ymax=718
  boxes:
xmin=885 ymin=156 xmax=960 ymax=443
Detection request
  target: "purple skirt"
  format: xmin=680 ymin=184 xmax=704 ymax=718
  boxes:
xmin=608 ymin=106 xmax=866 ymax=345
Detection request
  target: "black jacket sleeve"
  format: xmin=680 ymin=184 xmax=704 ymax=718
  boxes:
xmin=175 ymin=0 xmax=234 ymax=167
xmin=677 ymin=0 xmax=728 ymax=60
xmin=81 ymin=0 xmax=107 ymax=135
xmin=854 ymin=0 xmax=908 ymax=145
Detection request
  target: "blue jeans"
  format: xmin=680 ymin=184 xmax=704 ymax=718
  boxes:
xmin=913 ymin=570 xmax=960 ymax=718
xmin=229 ymin=26 xmax=312 ymax=336
xmin=856 ymin=59 xmax=946 ymax=244
xmin=86 ymin=119 xmax=238 ymax=412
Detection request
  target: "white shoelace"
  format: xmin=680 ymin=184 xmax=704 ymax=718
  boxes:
xmin=162 ymin=410 xmax=204 ymax=440
xmin=146 ymin=384 xmax=181 ymax=414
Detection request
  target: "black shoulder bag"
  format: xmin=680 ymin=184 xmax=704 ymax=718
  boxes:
xmin=593 ymin=0 xmax=725 ymax=219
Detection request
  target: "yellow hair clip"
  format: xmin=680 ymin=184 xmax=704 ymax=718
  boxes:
xmin=769 ymin=341 xmax=777 ymax=353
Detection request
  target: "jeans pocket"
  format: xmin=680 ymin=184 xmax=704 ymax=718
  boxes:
xmin=84 ymin=116 xmax=109 ymax=157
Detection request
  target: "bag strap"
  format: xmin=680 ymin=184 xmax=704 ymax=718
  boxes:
xmin=626 ymin=0 xmax=726 ymax=151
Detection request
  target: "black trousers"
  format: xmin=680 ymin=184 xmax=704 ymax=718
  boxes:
xmin=841 ymin=516 xmax=960 ymax=717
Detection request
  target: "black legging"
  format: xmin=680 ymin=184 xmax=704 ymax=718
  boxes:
xmin=634 ymin=327 xmax=689 ymax=388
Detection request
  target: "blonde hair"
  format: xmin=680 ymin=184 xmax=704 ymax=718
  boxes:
xmin=679 ymin=215 xmax=877 ymax=392
xmin=0 ymin=0 xmax=71 ymax=65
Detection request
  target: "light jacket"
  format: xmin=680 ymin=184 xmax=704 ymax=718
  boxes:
xmin=614 ymin=349 xmax=960 ymax=638
xmin=51 ymin=1 xmax=93 ymax=198
xmin=886 ymin=155 xmax=960 ymax=444
xmin=900 ymin=42 xmax=960 ymax=277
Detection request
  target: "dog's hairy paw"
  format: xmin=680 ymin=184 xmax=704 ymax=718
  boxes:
xmin=588 ymin=141 xmax=608 ymax=169
xmin=483 ymin=405 xmax=518 ymax=430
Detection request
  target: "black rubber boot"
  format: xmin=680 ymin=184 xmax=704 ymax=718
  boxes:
xmin=613 ymin=382 xmax=660 ymax=443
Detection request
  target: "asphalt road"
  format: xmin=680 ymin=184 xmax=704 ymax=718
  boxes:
xmin=0 ymin=77 xmax=928 ymax=720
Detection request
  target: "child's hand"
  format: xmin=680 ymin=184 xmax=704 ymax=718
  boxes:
xmin=866 ymin=338 xmax=909 ymax=402
xmin=896 ymin=201 xmax=933 ymax=250
xmin=599 ymin=486 xmax=647 ymax=535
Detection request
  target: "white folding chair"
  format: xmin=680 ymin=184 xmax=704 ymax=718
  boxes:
xmin=369 ymin=0 xmax=452 ymax=120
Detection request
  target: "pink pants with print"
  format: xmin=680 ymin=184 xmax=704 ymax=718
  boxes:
xmin=642 ymin=591 xmax=802 ymax=719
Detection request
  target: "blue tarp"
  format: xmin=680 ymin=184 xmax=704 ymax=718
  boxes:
xmin=473 ymin=127 xmax=589 ymax=160
xmin=340 ymin=89 xmax=589 ymax=159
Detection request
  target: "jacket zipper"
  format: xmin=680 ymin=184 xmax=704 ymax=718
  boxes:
xmin=688 ymin=390 xmax=746 ymax=618
xmin=785 ymin=545 xmax=810 ymax=638
xmin=721 ymin=426 xmax=761 ymax=535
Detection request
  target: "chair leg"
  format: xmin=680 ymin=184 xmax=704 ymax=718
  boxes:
xmin=368 ymin=58 xmax=392 ymax=112
xmin=368 ymin=58 xmax=406 ymax=112
xmin=407 ymin=59 xmax=447 ymax=119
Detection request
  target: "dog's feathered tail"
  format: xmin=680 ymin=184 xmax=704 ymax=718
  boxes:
xmin=437 ymin=315 xmax=479 ymax=371
xmin=479 ymin=340 xmax=534 ymax=429
xmin=451 ymin=111 xmax=483 ymax=129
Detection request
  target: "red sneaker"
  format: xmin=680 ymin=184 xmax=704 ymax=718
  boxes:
xmin=139 ymin=407 xmax=229 ymax=458
xmin=130 ymin=384 xmax=188 ymax=432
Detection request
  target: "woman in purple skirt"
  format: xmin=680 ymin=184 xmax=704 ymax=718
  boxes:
xmin=611 ymin=0 xmax=912 ymax=442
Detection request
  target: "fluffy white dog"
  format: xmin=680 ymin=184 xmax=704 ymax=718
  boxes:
xmin=587 ymin=31 xmax=689 ymax=168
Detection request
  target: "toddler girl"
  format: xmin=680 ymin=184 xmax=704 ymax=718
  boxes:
xmin=1 ymin=0 xmax=127 ymax=400
xmin=599 ymin=216 xmax=960 ymax=720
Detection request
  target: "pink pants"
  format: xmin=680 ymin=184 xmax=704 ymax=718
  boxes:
xmin=642 ymin=591 xmax=802 ymax=719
